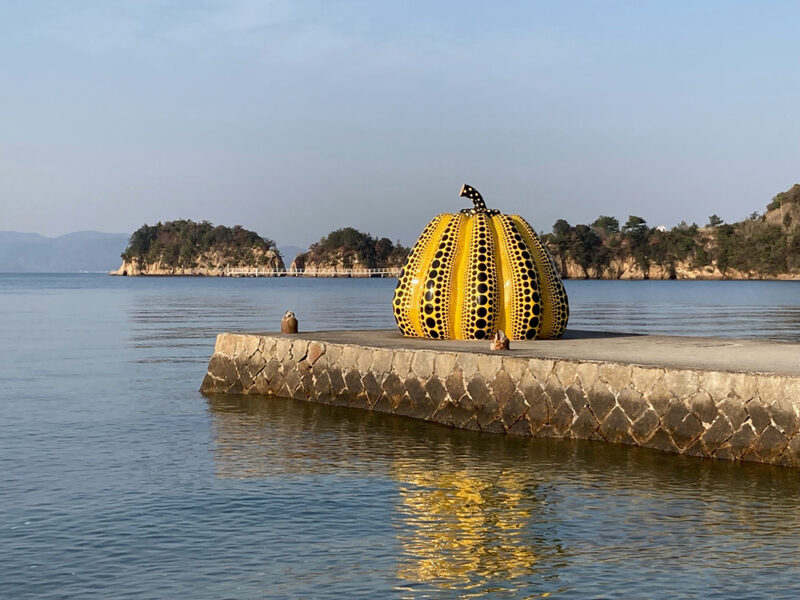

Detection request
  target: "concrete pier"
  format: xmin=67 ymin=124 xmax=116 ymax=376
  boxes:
xmin=200 ymin=330 xmax=800 ymax=467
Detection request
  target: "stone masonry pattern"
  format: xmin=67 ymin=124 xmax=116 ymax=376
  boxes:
xmin=200 ymin=333 xmax=800 ymax=467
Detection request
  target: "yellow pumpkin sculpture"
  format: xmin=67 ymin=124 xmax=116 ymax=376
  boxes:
xmin=393 ymin=184 xmax=569 ymax=341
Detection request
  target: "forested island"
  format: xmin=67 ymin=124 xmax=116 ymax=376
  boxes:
xmin=112 ymin=220 xmax=283 ymax=275
xmin=289 ymin=227 xmax=409 ymax=274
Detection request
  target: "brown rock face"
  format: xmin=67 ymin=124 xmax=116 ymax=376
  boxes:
xmin=111 ymin=248 xmax=284 ymax=276
xmin=559 ymin=256 xmax=800 ymax=280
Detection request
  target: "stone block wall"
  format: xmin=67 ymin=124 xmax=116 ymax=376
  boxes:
xmin=200 ymin=333 xmax=800 ymax=467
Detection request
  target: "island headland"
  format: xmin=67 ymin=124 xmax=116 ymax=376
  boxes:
xmin=546 ymin=183 xmax=800 ymax=280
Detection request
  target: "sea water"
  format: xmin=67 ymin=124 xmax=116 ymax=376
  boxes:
xmin=2 ymin=274 xmax=800 ymax=598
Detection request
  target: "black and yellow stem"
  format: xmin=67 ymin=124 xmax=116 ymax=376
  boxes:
xmin=459 ymin=184 xmax=499 ymax=215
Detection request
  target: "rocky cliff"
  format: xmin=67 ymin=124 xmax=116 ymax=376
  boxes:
xmin=288 ymin=251 xmax=402 ymax=275
xmin=112 ymin=248 xmax=284 ymax=276
xmin=558 ymin=256 xmax=800 ymax=280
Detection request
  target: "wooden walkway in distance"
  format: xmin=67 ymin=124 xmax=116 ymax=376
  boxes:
xmin=223 ymin=267 xmax=401 ymax=278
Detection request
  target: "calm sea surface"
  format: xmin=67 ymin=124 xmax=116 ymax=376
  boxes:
xmin=2 ymin=274 xmax=800 ymax=599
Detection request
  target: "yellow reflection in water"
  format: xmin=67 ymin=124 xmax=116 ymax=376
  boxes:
xmin=207 ymin=394 xmax=800 ymax=596
xmin=207 ymin=395 xmax=558 ymax=592
xmin=393 ymin=458 xmax=544 ymax=590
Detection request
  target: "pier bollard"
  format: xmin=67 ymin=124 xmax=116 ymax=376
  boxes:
xmin=281 ymin=311 xmax=298 ymax=333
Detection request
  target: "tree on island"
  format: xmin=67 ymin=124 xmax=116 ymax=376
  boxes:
xmin=592 ymin=215 xmax=620 ymax=235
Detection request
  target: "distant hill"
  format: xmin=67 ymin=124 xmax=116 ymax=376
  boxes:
xmin=0 ymin=231 xmax=129 ymax=273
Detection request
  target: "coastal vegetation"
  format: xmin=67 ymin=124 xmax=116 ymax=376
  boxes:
xmin=541 ymin=184 xmax=800 ymax=279
xmin=116 ymin=220 xmax=283 ymax=275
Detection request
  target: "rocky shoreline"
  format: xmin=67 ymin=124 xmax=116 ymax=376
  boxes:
xmin=111 ymin=248 xmax=284 ymax=276
xmin=558 ymin=257 xmax=800 ymax=280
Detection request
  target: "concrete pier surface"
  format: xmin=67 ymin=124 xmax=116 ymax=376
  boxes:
xmin=200 ymin=330 xmax=800 ymax=467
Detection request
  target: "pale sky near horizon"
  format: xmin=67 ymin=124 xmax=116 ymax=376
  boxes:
xmin=1 ymin=0 xmax=798 ymax=248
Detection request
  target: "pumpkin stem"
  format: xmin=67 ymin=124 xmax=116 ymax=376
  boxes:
xmin=460 ymin=184 xmax=486 ymax=210
xmin=459 ymin=184 xmax=499 ymax=215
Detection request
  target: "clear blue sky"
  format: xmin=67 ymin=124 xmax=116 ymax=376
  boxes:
xmin=1 ymin=0 xmax=798 ymax=247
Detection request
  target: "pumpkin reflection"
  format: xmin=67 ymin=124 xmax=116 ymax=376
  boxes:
xmin=392 ymin=458 xmax=548 ymax=588
xmin=207 ymin=394 xmax=800 ymax=594
xmin=207 ymin=395 xmax=557 ymax=590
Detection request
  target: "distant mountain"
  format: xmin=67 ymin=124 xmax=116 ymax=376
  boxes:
xmin=0 ymin=231 xmax=129 ymax=273
xmin=278 ymin=245 xmax=305 ymax=263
